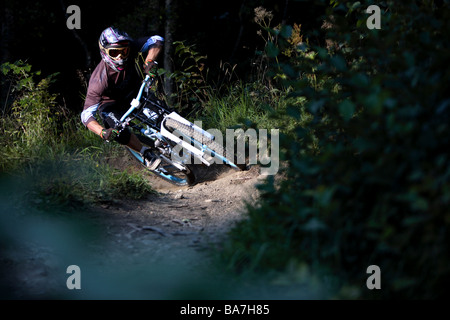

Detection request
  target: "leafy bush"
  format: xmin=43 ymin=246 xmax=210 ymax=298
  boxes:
xmin=0 ymin=61 xmax=155 ymax=207
xmin=221 ymin=0 xmax=450 ymax=299
xmin=156 ymin=41 xmax=209 ymax=116
xmin=0 ymin=61 xmax=62 ymax=170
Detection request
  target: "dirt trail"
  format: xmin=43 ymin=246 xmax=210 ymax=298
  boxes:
xmin=95 ymin=161 xmax=265 ymax=259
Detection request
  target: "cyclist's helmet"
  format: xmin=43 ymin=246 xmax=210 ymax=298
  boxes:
xmin=99 ymin=27 xmax=133 ymax=72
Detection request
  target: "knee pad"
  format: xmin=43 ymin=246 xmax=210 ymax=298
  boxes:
xmin=114 ymin=128 xmax=131 ymax=145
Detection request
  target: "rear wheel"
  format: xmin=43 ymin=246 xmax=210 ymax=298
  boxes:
xmin=165 ymin=118 xmax=247 ymax=170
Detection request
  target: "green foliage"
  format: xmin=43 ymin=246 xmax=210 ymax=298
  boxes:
xmin=158 ymin=41 xmax=209 ymax=116
xmin=201 ymin=82 xmax=279 ymax=131
xmin=1 ymin=61 xmax=61 ymax=170
xmin=220 ymin=1 xmax=450 ymax=299
xmin=25 ymin=155 xmax=155 ymax=210
xmin=0 ymin=61 xmax=155 ymax=208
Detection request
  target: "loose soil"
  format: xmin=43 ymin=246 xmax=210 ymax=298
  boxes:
xmin=100 ymin=152 xmax=265 ymax=249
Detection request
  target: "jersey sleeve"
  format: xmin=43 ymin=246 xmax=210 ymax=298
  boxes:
xmin=81 ymin=63 xmax=108 ymax=126
xmin=136 ymin=35 xmax=164 ymax=52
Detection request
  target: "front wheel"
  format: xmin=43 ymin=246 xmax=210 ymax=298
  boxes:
xmin=126 ymin=135 xmax=196 ymax=186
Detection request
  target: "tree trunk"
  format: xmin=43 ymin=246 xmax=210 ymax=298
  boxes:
xmin=1 ymin=7 xmax=13 ymax=65
xmin=282 ymin=0 xmax=289 ymax=26
xmin=163 ymin=0 xmax=174 ymax=102
xmin=229 ymin=1 xmax=246 ymax=64
xmin=1 ymin=5 xmax=14 ymax=113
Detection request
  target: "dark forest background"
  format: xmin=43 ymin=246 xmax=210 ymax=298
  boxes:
xmin=1 ymin=0 xmax=324 ymax=112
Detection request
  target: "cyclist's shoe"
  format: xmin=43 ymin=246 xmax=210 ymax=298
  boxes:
xmin=143 ymin=149 xmax=161 ymax=170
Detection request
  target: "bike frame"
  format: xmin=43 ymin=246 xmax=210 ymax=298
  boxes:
xmin=120 ymin=75 xmax=239 ymax=169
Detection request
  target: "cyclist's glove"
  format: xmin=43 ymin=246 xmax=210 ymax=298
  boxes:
xmin=101 ymin=128 xmax=119 ymax=142
xmin=144 ymin=59 xmax=158 ymax=78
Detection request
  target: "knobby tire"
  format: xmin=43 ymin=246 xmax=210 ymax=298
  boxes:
xmin=126 ymin=134 xmax=196 ymax=186
xmin=164 ymin=118 xmax=246 ymax=170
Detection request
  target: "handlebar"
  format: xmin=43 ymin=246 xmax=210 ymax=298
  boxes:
xmin=120 ymin=75 xmax=153 ymax=123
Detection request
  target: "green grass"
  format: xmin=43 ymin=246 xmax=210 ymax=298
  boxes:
xmin=199 ymin=81 xmax=311 ymax=134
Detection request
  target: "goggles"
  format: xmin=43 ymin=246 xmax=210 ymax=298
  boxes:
xmin=105 ymin=46 xmax=130 ymax=60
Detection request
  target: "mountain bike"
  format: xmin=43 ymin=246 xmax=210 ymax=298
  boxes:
xmin=118 ymin=74 xmax=245 ymax=186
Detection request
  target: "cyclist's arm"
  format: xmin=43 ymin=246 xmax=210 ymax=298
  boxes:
xmin=81 ymin=63 xmax=108 ymax=137
xmin=137 ymin=35 xmax=164 ymax=63
xmin=81 ymin=103 xmax=104 ymax=137
xmin=145 ymin=45 xmax=162 ymax=63
xmin=86 ymin=119 xmax=104 ymax=137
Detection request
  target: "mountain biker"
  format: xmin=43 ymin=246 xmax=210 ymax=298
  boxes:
xmin=81 ymin=26 xmax=163 ymax=170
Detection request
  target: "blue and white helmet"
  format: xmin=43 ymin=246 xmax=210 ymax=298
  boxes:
xmin=98 ymin=27 xmax=133 ymax=72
